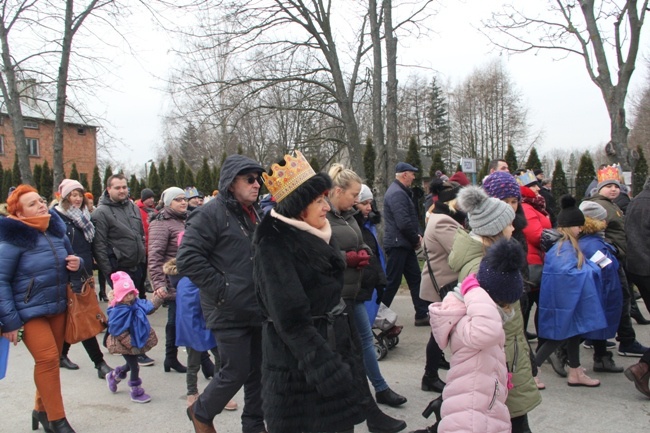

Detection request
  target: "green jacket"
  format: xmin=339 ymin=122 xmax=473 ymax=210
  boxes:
xmin=448 ymin=228 xmax=542 ymax=418
xmin=584 ymin=194 xmax=626 ymax=262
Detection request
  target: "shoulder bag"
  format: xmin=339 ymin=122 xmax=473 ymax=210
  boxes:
xmin=423 ymin=238 xmax=457 ymax=300
xmin=65 ymin=274 xmax=107 ymax=344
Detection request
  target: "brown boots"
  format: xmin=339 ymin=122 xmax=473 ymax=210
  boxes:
xmin=624 ymin=361 xmax=650 ymax=398
xmin=567 ymin=366 xmax=600 ymax=387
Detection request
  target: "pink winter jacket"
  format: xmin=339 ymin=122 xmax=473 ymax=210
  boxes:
xmin=429 ymin=288 xmax=512 ymax=433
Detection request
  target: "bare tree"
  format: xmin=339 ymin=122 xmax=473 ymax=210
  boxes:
xmin=483 ymin=0 xmax=649 ymax=170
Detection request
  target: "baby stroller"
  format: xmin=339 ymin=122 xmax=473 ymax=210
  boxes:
xmin=371 ymin=303 xmax=403 ymax=360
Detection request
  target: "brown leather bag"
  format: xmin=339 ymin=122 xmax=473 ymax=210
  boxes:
xmin=65 ymin=276 xmax=107 ymax=344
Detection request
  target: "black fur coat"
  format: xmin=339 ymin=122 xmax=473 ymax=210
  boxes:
xmin=253 ymin=215 xmax=366 ymax=433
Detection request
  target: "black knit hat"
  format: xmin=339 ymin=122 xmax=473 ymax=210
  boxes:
xmin=140 ymin=188 xmax=154 ymax=201
xmin=429 ymin=179 xmax=461 ymax=203
xmin=477 ymin=239 xmax=525 ymax=305
xmin=556 ymin=195 xmax=585 ymax=228
xmin=275 ymin=172 xmax=332 ymax=219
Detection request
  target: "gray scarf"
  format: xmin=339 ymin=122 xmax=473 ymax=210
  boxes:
xmin=57 ymin=204 xmax=95 ymax=243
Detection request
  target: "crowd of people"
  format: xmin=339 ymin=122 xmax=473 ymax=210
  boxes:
xmin=1 ymin=153 xmax=649 ymax=433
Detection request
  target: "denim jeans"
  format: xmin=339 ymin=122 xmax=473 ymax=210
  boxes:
xmin=352 ymin=301 xmax=388 ymax=393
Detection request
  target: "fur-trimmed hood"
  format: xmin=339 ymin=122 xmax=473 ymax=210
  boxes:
xmin=581 ymin=217 xmax=607 ymax=235
xmin=0 ymin=209 xmax=66 ymax=249
xmin=163 ymin=258 xmax=178 ymax=275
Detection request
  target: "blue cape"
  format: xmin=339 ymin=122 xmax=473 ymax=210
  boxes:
xmin=175 ymin=276 xmax=216 ymax=351
xmin=538 ymin=241 xmax=607 ymax=340
xmin=107 ymin=298 xmax=153 ymax=349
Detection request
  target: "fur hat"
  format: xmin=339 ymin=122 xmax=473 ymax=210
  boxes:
xmin=162 ymin=187 xmax=185 ymax=207
xmin=58 ymin=179 xmax=84 ymax=200
xmin=579 ymin=201 xmax=607 ymax=221
xmin=482 ymin=171 xmax=521 ymax=201
xmin=358 ymin=184 xmax=373 ymax=203
xmin=109 ymin=271 xmax=139 ymax=307
xmin=477 ymin=239 xmax=525 ymax=305
xmin=275 ymin=172 xmax=332 ymax=219
xmin=457 ymin=186 xmax=515 ymax=236
xmin=429 ymin=178 xmax=461 ymax=203
xmin=557 ymin=195 xmax=585 ymax=228
xmin=140 ymin=188 xmax=155 ymax=201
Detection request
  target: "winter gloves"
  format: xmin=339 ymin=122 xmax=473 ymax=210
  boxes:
xmin=460 ymin=273 xmax=480 ymax=296
xmin=346 ymin=249 xmax=370 ymax=269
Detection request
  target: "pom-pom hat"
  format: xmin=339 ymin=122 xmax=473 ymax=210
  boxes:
xmin=58 ymin=179 xmax=84 ymax=200
xmin=109 ymin=271 xmax=139 ymax=307
xmin=457 ymin=186 xmax=515 ymax=236
xmin=263 ymin=151 xmax=316 ymax=203
xmin=477 ymin=239 xmax=525 ymax=305
xmin=483 ymin=171 xmax=521 ymax=201
xmin=557 ymin=195 xmax=585 ymax=227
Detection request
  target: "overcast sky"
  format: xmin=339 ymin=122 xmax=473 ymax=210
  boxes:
xmin=95 ymin=1 xmax=649 ymax=174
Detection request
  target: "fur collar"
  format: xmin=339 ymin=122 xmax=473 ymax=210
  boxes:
xmin=0 ymin=209 xmax=66 ymax=248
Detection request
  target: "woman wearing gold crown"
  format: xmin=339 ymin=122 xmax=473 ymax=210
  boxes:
xmin=253 ymin=152 xmax=367 ymax=433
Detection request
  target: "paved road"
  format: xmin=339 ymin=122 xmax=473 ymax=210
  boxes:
xmin=2 ymin=294 xmax=649 ymax=433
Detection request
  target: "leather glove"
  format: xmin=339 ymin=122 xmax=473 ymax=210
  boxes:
xmin=346 ymin=250 xmax=361 ymax=268
xmin=460 ymin=273 xmax=480 ymax=296
xmin=356 ymin=250 xmax=370 ymax=269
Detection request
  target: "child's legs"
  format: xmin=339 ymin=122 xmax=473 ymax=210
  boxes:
xmin=565 ymin=336 xmax=582 ymax=368
xmin=534 ymin=339 xmax=564 ymax=367
xmin=186 ymin=347 xmax=202 ymax=396
xmin=122 ymin=354 xmax=140 ymax=382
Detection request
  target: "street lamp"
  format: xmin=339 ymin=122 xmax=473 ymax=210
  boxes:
xmin=145 ymin=159 xmax=154 ymax=183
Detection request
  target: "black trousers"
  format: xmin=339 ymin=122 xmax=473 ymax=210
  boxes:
xmin=383 ymin=247 xmax=428 ymax=319
xmin=627 ymin=271 xmax=650 ymax=315
xmin=165 ymin=300 xmax=179 ymax=359
xmin=193 ymin=326 xmax=265 ymax=433
xmin=61 ymin=336 xmax=105 ymax=365
xmin=616 ymin=267 xmax=636 ymax=346
xmin=425 ymin=332 xmax=442 ymax=376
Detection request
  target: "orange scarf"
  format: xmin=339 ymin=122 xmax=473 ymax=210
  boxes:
xmin=8 ymin=214 xmax=51 ymax=232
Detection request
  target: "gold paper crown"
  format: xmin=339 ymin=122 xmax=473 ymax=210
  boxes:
xmin=516 ymin=170 xmax=537 ymax=187
xmin=597 ymin=164 xmax=620 ymax=183
xmin=262 ymin=151 xmax=316 ymax=202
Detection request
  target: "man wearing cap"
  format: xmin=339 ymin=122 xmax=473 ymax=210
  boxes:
xmin=177 ymin=155 xmax=265 ymax=433
xmin=585 ymin=168 xmax=650 ymax=357
xmin=382 ymin=161 xmax=430 ymax=326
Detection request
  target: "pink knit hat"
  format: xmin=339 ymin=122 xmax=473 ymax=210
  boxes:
xmin=58 ymin=179 xmax=84 ymax=200
xmin=109 ymin=271 xmax=139 ymax=307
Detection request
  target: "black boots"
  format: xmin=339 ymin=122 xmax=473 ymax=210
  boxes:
xmin=593 ymin=351 xmax=624 ymax=373
xmin=421 ymin=372 xmax=445 ymax=393
xmin=631 ymin=302 xmax=650 ymax=325
xmin=32 ymin=410 xmax=52 ymax=433
xmin=95 ymin=361 xmax=113 ymax=379
xmin=164 ymin=357 xmax=187 ymax=373
xmin=50 ymin=418 xmax=76 ymax=433
xmin=376 ymin=387 xmax=407 ymax=407
xmin=366 ymin=405 xmax=407 ymax=433
xmin=59 ymin=356 xmax=79 ymax=370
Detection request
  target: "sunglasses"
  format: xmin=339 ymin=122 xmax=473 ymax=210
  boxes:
xmin=242 ymin=175 xmax=261 ymax=185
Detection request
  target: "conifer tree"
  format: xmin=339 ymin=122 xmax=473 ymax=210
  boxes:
xmin=69 ymin=163 xmax=80 ymax=181
xmin=129 ymin=175 xmax=140 ymax=196
xmin=478 ymin=157 xmax=490 ymax=183
xmin=40 ymin=160 xmax=54 ymax=201
xmin=3 ymin=169 xmax=12 ymax=197
xmin=405 ymin=136 xmax=422 ymax=184
xmin=177 ymin=159 xmax=187 ymax=187
xmin=91 ymin=166 xmax=102 ymax=203
xmin=103 ymin=165 xmax=113 ymax=188
xmin=12 ymin=152 xmax=21 ymax=185
xmin=504 ymin=144 xmax=518 ymax=173
xmin=429 ymin=151 xmax=445 ymax=178
xmin=147 ymin=163 xmax=162 ymax=197
xmin=184 ymin=169 xmax=195 ymax=190
xmin=158 ymin=160 xmax=167 ymax=187
xmin=80 ymin=173 xmax=89 ymax=191
xmin=363 ymin=137 xmax=375 ymax=188
xmin=525 ymin=147 xmax=542 ymax=170
xmin=164 ymin=155 xmax=176 ymax=190
xmin=552 ymin=159 xmax=569 ymax=213
xmin=196 ymin=158 xmax=213 ymax=195
xmin=575 ymin=151 xmax=596 ymax=202
xmin=32 ymin=164 xmax=42 ymax=192
xmin=633 ymin=145 xmax=648 ymax=197
xmin=309 ymin=157 xmax=321 ymax=174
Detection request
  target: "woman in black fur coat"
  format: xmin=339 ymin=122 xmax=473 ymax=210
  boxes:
xmin=253 ymin=161 xmax=366 ymax=433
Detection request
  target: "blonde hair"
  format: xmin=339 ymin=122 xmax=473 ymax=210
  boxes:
xmin=556 ymin=227 xmax=584 ymax=269
xmin=328 ymin=164 xmax=362 ymax=191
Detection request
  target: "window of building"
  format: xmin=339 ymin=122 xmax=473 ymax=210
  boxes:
xmin=26 ymin=138 xmax=39 ymax=156
xmin=24 ymin=120 xmax=39 ymax=129
xmin=77 ymin=127 xmax=86 ymax=135
xmin=0 ymin=135 xmax=4 ymax=155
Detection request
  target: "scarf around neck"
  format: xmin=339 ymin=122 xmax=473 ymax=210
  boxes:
xmin=8 ymin=214 xmax=51 ymax=232
xmin=56 ymin=204 xmax=95 ymax=243
xmin=270 ymin=209 xmax=332 ymax=243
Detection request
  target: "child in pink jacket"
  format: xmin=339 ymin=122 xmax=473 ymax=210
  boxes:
xmin=429 ymin=238 xmax=526 ymax=433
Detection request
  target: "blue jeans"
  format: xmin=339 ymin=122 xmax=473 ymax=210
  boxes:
xmin=353 ymin=301 xmax=388 ymax=393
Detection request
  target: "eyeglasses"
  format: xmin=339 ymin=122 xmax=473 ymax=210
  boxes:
xmin=243 ymin=175 xmax=261 ymax=185
xmin=173 ymin=197 xmax=188 ymax=202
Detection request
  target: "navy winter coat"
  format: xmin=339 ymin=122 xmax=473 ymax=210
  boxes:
xmin=0 ymin=211 xmax=72 ymax=332
xmin=56 ymin=209 xmax=94 ymax=293
xmin=383 ymin=179 xmax=421 ymax=250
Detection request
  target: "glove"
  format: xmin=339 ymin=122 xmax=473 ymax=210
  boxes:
xmin=356 ymin=250 xmax=370 ymax=269
xmin=460 ymin=273 xmax=480 ymax=296
xmin=346 ymin=250 xmax=361 ymax=268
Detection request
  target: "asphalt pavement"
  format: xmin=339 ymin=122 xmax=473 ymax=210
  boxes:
xmin=1 ymin=293 xmax=649 ymax=433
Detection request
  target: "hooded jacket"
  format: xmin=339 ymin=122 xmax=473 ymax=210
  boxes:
xmin=383 ymin=179 xmax=421 ymax=250
xmin=448 ymin=227 xmax=541 ymax=418
xmin=91 ymin=192 xmax=146 ymax=279
xmin=420 ymin=212 xmax=461 ymax=303
xmin=520 ymin=188 xmax=551 ymax=267
xmin=584 ymin=194 xmax=626 ymax=262
xmin=429 ymin=288 xmax=511 ymax=433
xmin=176 ymin=154 xmax=264 ymax=330
xmin=0 ymin=210 xmax=72 ymax=331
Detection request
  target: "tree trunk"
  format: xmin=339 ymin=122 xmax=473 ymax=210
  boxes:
xmin=369 ymin=0 xmax=386 ymax=196
xmin=383 ymin=0 xmax=398 ymax=185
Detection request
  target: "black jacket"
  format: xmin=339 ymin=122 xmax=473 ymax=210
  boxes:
xmin=625 ymin=188 xmax=650 ymax=276
xmin=176 ymin=155 xmax=264 ymax=330
xmin=353 ymin=211 xmax=387 ymax=302
xmin=91 ymin=192 xmax=146 ymax=278
xmin=253 ymin=215 xmax=366 ymax=433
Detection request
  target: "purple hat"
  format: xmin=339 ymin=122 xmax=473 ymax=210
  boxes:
xmin=483 ymin=171 xmax=521 ymax=201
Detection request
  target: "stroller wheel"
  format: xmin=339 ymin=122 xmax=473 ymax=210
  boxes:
xmin=386 ymin=336 xmax=399 ymax=349
xmin=375 ymin=343 xmax=388 ymax=360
